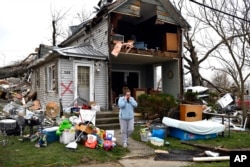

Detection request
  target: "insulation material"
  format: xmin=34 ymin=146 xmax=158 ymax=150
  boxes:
xmin=111 ymin=41 xmax=134 ymax=57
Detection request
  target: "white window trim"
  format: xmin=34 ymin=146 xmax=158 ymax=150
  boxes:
xmin=74 ymin=61 xmax=94 ymax=101
xmin=154 ymin=64 xmax=162 ymax=91
xmin=47 ymin=64 xmax=56 ymax=92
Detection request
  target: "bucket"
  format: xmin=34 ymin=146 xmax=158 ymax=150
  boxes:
xmin=140 ymin=128 xmax=149 ymax=142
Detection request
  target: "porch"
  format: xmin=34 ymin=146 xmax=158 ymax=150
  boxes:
xmin=110 ymin=50 xmax=181 ymax=105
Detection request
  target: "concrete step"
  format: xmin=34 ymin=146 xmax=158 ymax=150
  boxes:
xmin=97 ymin=123 xmax=120 ymax=130
xmin=96 ymin=112 xmax=120 ymax=129
xmin=96 ymin=111 xmax=119 ymax=118
xmin=96 ymin=117 xmax=119 ymax=124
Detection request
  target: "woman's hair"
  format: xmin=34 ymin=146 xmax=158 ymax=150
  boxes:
xmin=123 ymin=87 xmax=130 ymax=95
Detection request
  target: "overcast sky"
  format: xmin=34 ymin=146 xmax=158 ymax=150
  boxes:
xmin=0 ymin=0 xmax=100 ymax=67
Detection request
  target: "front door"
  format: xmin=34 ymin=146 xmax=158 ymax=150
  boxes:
xmin=74 ymin=63 xmax=94 ymax=102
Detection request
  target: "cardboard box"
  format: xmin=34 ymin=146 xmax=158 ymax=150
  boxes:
xmin=180 ymin=104 xmax=203 ymax=122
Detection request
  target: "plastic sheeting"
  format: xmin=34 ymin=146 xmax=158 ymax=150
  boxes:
xmin=162 ymin=117 xmax=225 ymax=135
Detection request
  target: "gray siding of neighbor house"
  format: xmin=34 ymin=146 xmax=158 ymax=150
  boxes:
xmin=32 ymin=59 xmax=60 ymax=108
xmin=70 ymin=19 xmax=109 ymax=56
xmin=162 ymin=60 xmax=180 ymax=98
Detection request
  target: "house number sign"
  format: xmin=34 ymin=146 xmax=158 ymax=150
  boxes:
xmin=64 ymin=71 xmax=71 ymax=74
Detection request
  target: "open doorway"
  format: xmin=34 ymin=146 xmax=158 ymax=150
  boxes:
xmin=154 ymin=65 xmax=162 ymax=91
xmin=112 ymin=71 xmax=139 ymax=104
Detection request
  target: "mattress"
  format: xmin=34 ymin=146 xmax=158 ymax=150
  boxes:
xmin=162 ymin=117 xmax=225 ymax=135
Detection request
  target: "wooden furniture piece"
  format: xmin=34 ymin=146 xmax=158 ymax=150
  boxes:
xmin=133 ymin=88 xmax=147 ymax=101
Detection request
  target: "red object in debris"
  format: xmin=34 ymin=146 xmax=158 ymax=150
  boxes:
xmin=82 ymin=104 xmax=90 ymax=109
xmin=84 ymin=134 xmax=98 ymax=149
xmin=103 ymin=140 xmax=113 ymax=151
xmin=236 ymin=95 xmax=250 ymax=109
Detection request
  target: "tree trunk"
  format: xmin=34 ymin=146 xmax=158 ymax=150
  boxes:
xmin=191 ymin=66 xmax=200 ymax=86
xmin=0 ymin=65 xmax=29 ymax=79
xmin=189 ymin=48 xmax=201 ymax=86
xmin=52 ymin=20 xmax=56 ymax=46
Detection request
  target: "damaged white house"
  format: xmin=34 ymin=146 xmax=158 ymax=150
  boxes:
xmin=28 ymin=0 xmax=190 ymax=110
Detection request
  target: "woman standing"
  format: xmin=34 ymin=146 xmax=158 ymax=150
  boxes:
xmin=118 ymin=88 xmax=138 ymax=148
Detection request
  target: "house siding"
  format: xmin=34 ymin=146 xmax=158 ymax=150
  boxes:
xmin=59 ymin=57 xmax=74 ymax=108
xmin=94 ymin=61 xmax=109 ymax=110
xmin=70 ymin=19 xmax=109 ymax=56
xmin=59 ymin=57 xmax=108 ymax=110
xmin=33 ymin=59 xmax=60 ymax=108
xmin=162 ymin=60 xmax=180 ymax=98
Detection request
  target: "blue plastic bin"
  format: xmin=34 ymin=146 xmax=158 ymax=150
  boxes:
xmin=42 ymin=127 xmax=59 ymax=143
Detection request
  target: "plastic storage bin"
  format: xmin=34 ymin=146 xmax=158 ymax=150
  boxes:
xmin=60 ymin=128 xmax=75 ymax=144
xmin=150 ymin=124 xmax=168 ymax=139
xmin=150 ymin=137 xmax=164 ymax=146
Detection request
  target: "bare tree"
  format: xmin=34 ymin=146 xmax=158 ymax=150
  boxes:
xmin=189 ymin=0 xmax=250 ymax=120
xmin=50 ymin=6 xmax=70 ymax=46
xmin=210 ymin=70 xmax=232 ymax=92
xmin=74 ymin=6 xmax=92 ymax=23
xmin=171 ymin=0 xmax=228 ymax=86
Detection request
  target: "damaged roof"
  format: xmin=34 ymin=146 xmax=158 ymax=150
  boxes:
xmin=53 ymin=45 xmax=107 ymax=60
xmin=60 ymin=0 xmax=190 ymax=47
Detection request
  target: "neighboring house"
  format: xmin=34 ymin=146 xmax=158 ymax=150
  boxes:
xmin=29 ymin=0 xmax=190 ymax=110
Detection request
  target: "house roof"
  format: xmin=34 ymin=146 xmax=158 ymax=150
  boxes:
xmin=54 ymin=45 xmax=107 ymax=60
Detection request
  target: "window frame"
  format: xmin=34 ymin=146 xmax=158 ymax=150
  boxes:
xmin=46 ymin=64 xmax=56 ymax=92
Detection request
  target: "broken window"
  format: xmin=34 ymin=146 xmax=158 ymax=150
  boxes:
xmin=47 ymin=65 xmax=56 ymax=91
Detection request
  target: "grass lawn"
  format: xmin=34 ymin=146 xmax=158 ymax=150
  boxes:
xmin=132 ymin=126 xmax=250 ymax=167
xmin=0 ymin=135 xmax=128 ymax=167
xmin=0 ymin=101 xmax=128 ymax=167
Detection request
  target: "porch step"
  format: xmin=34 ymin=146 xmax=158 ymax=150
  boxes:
xmin=95 ymin=111 xmax=144 ymax=130
xmin=96 ymin=123 xmax=120 ymax=130
xmin=95 ymin=112 xmax=120 ymax=129
xmin=96 ymin=111 xmax=119 ymax=118
xmin=96 ymin=117 xmax=120 ymax=124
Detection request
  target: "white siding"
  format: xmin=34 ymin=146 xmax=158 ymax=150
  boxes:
xmin=34 ymin=59 xmax=60 ymax=108
xmin=70 ymin=19 xmax=109 ymax=56
xmin=59 ymin=58 xmax=74 ymax=108
xmin=59 ymin=58 xmax=109 ymax=110
xmin=94 ymin=61 xmax=109 ymax=110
